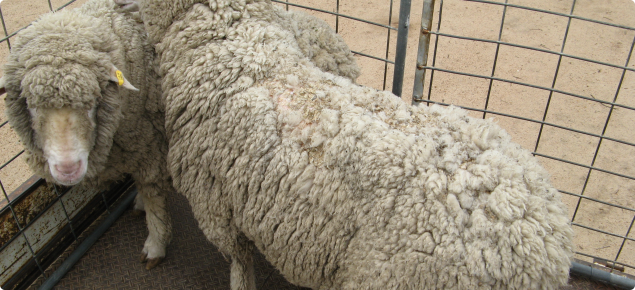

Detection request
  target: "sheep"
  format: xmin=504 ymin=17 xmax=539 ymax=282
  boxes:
xmin=3 ymin=0 xmax=172 ymax=270
xmin=119 ymin=2 xmax=361 ymax=81
xmin=117 ymin=0 xmax=574 ymax=289
xmin=3 ymin=0 xmax=361 ymax=271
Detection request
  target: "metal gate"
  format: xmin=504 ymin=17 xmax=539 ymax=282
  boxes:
xmin=0 ymin=0 xmax=415 ymax=288
xmin=413 ymin=0 xmax=635 ymax=278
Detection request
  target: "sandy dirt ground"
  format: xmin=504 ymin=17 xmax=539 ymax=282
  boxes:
xmin=1 ymin=0 xmax=635 ymax=277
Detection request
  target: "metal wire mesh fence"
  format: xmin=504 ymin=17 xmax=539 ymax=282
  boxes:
xmin=413 ymin=0 xmax=635 ymax=275
xmin=271 ymin=0 xmax=412 ymax=96
xmin=2 ymin=0 xmax=635 ymax=287
xmin=0 ymin=0 xmax=416 ymax=288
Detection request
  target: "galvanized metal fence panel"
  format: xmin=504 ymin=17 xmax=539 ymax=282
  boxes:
xmin=413 ymin=0 xmax=635 ymax=275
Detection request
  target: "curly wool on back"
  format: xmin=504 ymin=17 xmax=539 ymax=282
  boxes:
xmin=280 ymin=8 xmax=360 ymax=82
xmin=138 ymin=0 xmax=574 ymax=289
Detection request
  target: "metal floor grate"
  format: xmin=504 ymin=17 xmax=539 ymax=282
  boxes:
xmin=22 ymin=187 xmax=623 ymax=290
xmin=42 ymin=189 xmax=309 ymax=290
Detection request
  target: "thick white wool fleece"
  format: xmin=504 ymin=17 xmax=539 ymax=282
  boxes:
xmin=143 ymin=0 xmax=574 ymax=289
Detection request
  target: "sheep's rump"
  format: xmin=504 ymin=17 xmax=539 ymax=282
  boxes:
xmin=152 ymin=1 xmax=573 ymax=289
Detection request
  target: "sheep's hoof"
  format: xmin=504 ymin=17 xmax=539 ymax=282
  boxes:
xmin=131 ymin=209 xmax=145 ymax=217
xmin=139 ymin=252 xmax=164 ymax=269
xmin=145 ymin=257 xmax=164 ymax=270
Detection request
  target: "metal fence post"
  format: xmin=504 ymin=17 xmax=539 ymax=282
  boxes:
xmin=412 ymin=0 xmax=435 ymax=104
xmin=391 ymin=0 xmax=412 ymax=97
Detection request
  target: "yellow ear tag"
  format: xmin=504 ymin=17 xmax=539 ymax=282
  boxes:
xmin=115 ymin=70 xmax=124 ymax=86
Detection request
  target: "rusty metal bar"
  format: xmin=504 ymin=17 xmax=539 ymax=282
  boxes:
xmin=411 ymin=0 xmax=435 ymax=104
xmin=614 ymin=215 xmax=635 ymax=273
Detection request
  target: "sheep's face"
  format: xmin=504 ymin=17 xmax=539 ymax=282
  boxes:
xmin=8 ymin=63 xmax=137 ymax=186
xmin=30 ymin=106 xmax=97 ymax=186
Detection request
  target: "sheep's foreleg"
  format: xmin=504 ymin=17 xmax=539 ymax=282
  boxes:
xmin=131 ymin=191 xmax=145 ymax=216
xmin=137 ymin=185 xmax=172 ymax=270
xmin=229 ymin=235 xmax=256 ymax=290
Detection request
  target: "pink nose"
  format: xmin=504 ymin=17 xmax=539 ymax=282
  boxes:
xmin=55 ymin=161 xmax=81 ymax=176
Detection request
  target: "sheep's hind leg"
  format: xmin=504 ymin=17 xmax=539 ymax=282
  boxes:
xmin=230 ymin=234 xmax=256 ymax=290
xmin=137 ymin=185 xmax=172 ymax=269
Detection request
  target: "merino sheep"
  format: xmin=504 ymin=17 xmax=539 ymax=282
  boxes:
xmin=3 ymin=0 xmax=361 ymax=271
xmin=119 ymin=2 xmax=360 ymax=81
xmin=2 ymin=0 xmax=173 ymax=269
xmin=118 ymin=0 xmax=574 ymax=289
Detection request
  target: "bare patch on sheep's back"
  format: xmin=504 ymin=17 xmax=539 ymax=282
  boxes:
xmin=267 ymin=78 xmax=339 ymax=167
xmin=274 ymin=80 xmax=335 ymax=123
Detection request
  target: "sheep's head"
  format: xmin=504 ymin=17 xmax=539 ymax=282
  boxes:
xmin=3 ymin=62 xmax=138 ymax=186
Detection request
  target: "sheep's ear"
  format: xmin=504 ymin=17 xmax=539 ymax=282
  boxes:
xmin=109 ymin=65 xmax=139 ymax=91
xmin=113 ymin=0 xmax=140 ymax=12
xmin=0 ymin=76 xmax=6 ymax=95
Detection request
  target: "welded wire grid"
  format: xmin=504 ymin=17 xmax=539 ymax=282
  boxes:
xmin=0 ymin=0 xmax=415 ymax=287
xmin=271 ymin=0 xmax=409 ymax=95
xmin=0 ymin=0 xmax=121 ymax=288
xmin=414 ymin=0 xmax=635 ymax=274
